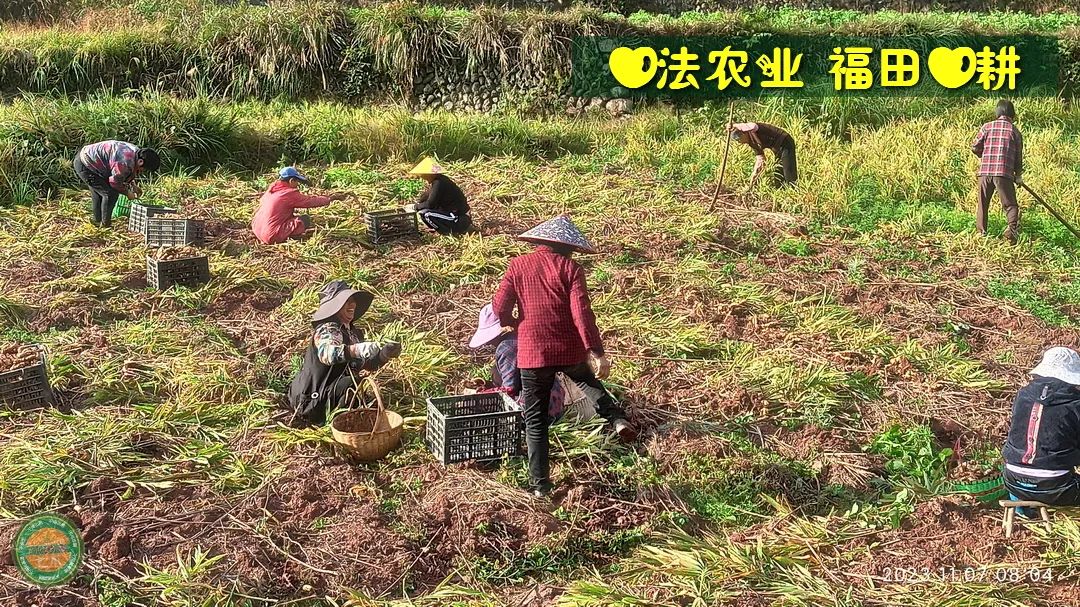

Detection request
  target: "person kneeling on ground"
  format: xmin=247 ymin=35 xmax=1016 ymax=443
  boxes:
xmin=252 ymin=167 xmax=347 ymax=245
xmin=469 ymin=303 xmax=607 ymax=423
xmin=493 ymin=215 xmax=637 ymax=498
xmin=288 ymin=281 xmax=401 ymax=426
xmin=1002 ymin=346 xmax=1080 ymax=508
xmin=73 ymin=140 xmax=160 ymax=227
xmin=403 ymin=157 xmax=472 ymax=235
xmin=729 ymin=122 xmax=797 ymax=190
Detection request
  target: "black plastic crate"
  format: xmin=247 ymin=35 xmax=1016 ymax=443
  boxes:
xmin=364 ymin=209 xmax=419 ymax=244
xmin=145 ymin=217 xmax=206 ymax=248
xmin=146 ymin=255 xmax=211 ymax=290
xmin=426 ymin=392 xmax=524 ymax=465
xmin=0 ymin=347 xmax=54 ymax=410
xmin=128 ymin=202 xmax=177 ymax=233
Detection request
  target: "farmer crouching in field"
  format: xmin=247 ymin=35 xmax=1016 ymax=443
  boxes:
xmin=402 ymin=158 xmax=472 ymax=235
xmin=469 ymin=303 xmax=602 ymax=423
xmin=729 ymin=122 xmax=797 ymax=189
xmin=492 ymin=215 xmax=637 ymax=497
xmin=251 ymin=167 xmax=348 ymax=245
xmin=73 ymin=140 xmax=160 ymax=227
xmin=287 ymin=281 xmax=402 ymax=426
xmin=1002 ymin=347 xmax=1080 ymax=508
xmin=972 ymin=99 xmax=1024 ymax=244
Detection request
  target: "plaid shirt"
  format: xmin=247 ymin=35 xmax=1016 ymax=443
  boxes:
xmin=79 ymin=140 xmax=139 ymax=192
xmin=972 ymin=117 xmax=1023 ymax=178
xmin=493 ymin=246 xmax=604 ymax=369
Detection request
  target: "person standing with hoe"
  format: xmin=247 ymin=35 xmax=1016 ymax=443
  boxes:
xmin=728 ymin=122 xmax=797 ymax=190
xmin=972 ymin=99 xmax=1024 ymax=245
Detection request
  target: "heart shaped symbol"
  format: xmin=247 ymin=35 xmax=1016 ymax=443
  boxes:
xmin=927 ymin=47 xmax=977 ymax=89
xmin=608 ymin=47 xmax=659 ymax=90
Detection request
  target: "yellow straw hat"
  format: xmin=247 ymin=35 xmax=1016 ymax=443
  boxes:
xmin=408 ymin=157 xmax=444 ymax=176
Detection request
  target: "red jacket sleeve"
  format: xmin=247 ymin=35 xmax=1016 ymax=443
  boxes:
xmin=493 ymin=262 xmax=519 ymax=328
xmin=285 ymin=189 xmax=332 ymax=209
xmin=568 ymin=262 xmax=604 ymax=355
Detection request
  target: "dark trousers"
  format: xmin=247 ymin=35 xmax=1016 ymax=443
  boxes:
xmin=300 ymin=373 xmax=355 ymax=426
xmin=73 ymin=157 xmax=120 ymax=227
xmin=977 ymin=175 xmax=1020 ymax=242
xmin=1003 ymin=466 xmax=1080 ymax=507
xmin=419 ymin=209 xmax=472 ymax=235
xmin=772 ymin=137 xmax=798 ymax=187
xmin=520 ymin=363 xmax=626 ymax=489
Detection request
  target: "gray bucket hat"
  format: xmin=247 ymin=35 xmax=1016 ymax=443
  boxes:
xmin=1030 ymin=347 xmax=1080 ymax=385
xmin=311 ymin=280 xmax=374 ymax=325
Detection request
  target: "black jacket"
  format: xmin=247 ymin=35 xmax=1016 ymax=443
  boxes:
xmin=1002 ymin=376 xmax=1080 ymax=470
xmin=287 ymin=322 xmax=381 ymax=422
xmin=415 ymin=175 xmax=469 ymax=215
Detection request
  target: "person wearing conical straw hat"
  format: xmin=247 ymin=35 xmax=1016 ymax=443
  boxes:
xmin=403 ymin=157 xmax=472 ymax=235
xmin=728 ymin=122 xmax=797 ymax=190
xmin=287 ymin=280 xmax=402 ymax=426
xmin=1002 ymin=347 xmax=1080 ymax=509
xmin=492 ymin=215 xmax=637 ymax=497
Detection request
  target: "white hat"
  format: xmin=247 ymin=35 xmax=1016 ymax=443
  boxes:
xmin=1030 ymin=347 xmax=1080 ymax=385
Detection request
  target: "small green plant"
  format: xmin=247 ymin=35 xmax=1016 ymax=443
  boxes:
xmin=323 ymin=166 xmax=383 ymax=188
xmin=886 ymin=487 xmax=917 ymax=529
xmin=869 ymin=424 xmax=953 ymax=489
xmin=988 ymin=279 xmax=1073 ymax=327
xmin=778 ymin=238 xmax=813 ymax=257
xmin=390 ymin=178 xmax=423 ymax=201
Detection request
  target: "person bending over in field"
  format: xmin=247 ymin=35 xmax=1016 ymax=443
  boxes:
xmin=73 ymin=140 xmax=160 ymax=227
xmin=492 ymin=215 xmax=636 ymax=498
xmin=251 ymin=167 xmax=348 ymax=245
xmin=1002 ymin=347 xmax=1080 ymax=509
xmin=972 ymin=99 xmax=1024 ymax=245
xmin=468 ymin=302 xmax=605 ymax=424
xmin=403 ymin=157 xmax=472 ymax=235
xmin=287 ymin=281 xmax=402 ymax=426
xmin=729 ymin=122 xmax=797 ymax=190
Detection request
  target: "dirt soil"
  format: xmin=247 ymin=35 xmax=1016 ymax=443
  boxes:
xmin=2 ymin=187 xmax=1077 ymax=606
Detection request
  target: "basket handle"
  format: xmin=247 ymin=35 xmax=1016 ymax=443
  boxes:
xmin=348 ymin=372 xmax=386 ymax=437
xmin=364 ymin=376 xmax=385 ymax=438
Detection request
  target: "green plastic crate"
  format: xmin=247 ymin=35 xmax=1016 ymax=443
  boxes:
xmin=112 ymin=194 xmax=131 ymax=219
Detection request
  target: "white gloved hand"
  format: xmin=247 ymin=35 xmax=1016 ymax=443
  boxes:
xmin=403 ymin=204 xmax=417 ymax=213
xmin=350 ymin=342 xmax=381 ymax=360
xmin=1015 ymin=175 xmax=1024 ymax=186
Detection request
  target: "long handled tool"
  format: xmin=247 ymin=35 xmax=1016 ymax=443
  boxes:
xmin=709 ymin=101 xmax=735 ymax=212
xmin=1019 ymin=182 xmax=1080 ymax=240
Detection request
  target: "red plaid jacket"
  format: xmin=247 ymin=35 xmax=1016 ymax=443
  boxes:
xmin=972 ymin=117 xmax=1023 ymax=178
xmin=493 ymin=246 xmax=604 ymax=369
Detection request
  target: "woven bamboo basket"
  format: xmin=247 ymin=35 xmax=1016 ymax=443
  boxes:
xmin=330 ymin=377 xmax=403 ymax=462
